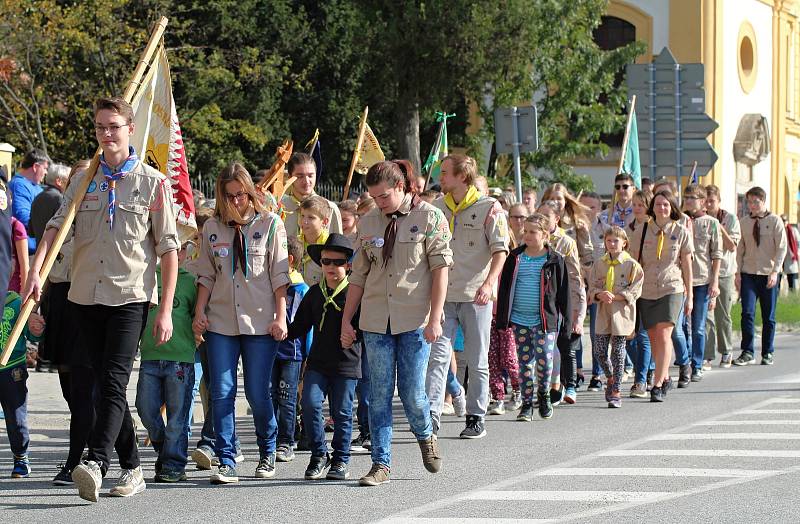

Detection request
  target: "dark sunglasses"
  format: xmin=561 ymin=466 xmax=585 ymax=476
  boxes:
xmin=320 ymin=257 xmax=348 ymax=266
xmin=615 ymin=184 xmax=631 ymax=190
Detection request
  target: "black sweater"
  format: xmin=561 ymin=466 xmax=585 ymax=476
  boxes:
xmin=287 ymin=282 xmax=361 ymax=379
xmin=495 ymin=246 xmax=571 ymax=332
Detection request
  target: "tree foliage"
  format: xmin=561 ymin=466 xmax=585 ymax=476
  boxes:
xmin=0 ymin=0 xmax=645 ymax=194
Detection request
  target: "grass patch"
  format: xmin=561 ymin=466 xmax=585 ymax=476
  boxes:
xmin=731 ymin=292 xmax=800 ymax=330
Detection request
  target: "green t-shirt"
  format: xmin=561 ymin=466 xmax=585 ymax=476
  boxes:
xmin=140 ymin=267 xmax=197 ymax=364
xmin=0 ymin=292 xmax=40 ymax=371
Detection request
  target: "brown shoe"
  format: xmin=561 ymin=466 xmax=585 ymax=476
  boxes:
xmin=629 ymin=383 xmax=647 ymax=398
xmin=418 ymin=435 xmax=442 ymax=473
xmin=359 ymin=463 xmax=390 ymax=486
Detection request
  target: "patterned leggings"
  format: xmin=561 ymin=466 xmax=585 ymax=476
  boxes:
xmin=512 ymin=325 xmax=557 ymax=401
xmin=592 ymin=334 xmax=626 ymax=392
xmin=489 ymin=319 xmax=520 ymax=400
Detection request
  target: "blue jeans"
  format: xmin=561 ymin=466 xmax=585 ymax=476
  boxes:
xmin=672 ymin=303 xmax=690 ymax=366
xmin=135 ymin=360 xmax=195 ymax=473
xmin=301 ymin=369 xmax=357 ymax=464
xmin=195 ymin=341 xmax=240 ymax=454
xmin=740 ymin=273 xmax=780 ymax=356
xmin=628 ymin=328 xmax=653 ymax=385
xmin=355 ymin=342 xmax=370 ymax=435
xmin=270 ymin=359 xmax=301 ymax=447
xmin=186 ymin=353 xmax=203 ymax=442
xmin=205 ymin=332 xmax=278 ymax=466
xmin=446 ymin=369 xmax=462 ymax=397
xmin=363 ymin=328 xmax=433 ymax=468
xmin=0 ymin=364 xmax=29 ymax=457
xmin=689 ymin=285 xmax=711 ymax=369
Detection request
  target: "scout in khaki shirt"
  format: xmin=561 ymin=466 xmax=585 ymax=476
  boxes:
xmin=297 ymin=195 xmax=332 ymax=287
xmin=733 ymin=186 xmax=788 ymax=366
xmin=192 ymin=162 xmax=289 ymax=484
xmin=538 ymin=203 xmax=586 ymax=403
xmin=427 ymin=154 xmax=508 ymax=439
xmin=588 ymin=226 xmax=643 ymax=408
xmin=682 ymin=184 xmax=722 ymax=381
xmin=340 ymin=160 xmax=452 ymax=487
xmin=704 ymin=184 xmax=741 ymax=367
xmin=25 ymin=97 xmax=179 ymax=502
xmin=628 ymin=190 xmax=693 ymax=402
xmin=280 ymin=152 xmax=342 ymax=239
xmin=541 ymin=182 xmax=593 ymax=275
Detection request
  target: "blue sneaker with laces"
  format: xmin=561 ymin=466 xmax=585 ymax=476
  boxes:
xmin=12 ymin=455 xmax=31 ymax=478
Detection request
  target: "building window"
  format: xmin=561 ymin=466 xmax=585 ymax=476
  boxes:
xmin=593 ymin=16 xmax=636 ymax=147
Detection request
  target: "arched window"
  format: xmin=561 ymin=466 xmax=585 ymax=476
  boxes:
xmin=593 ymin=16 xmax=636 ymax=147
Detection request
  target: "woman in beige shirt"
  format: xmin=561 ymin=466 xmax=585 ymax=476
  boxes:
xmin=192 ymin=162 xmax=290 ymax=484
xmin=629 ymin=190 xmax=693 ymax=403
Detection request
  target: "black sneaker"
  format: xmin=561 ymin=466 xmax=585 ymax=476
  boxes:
xmin=761 ymin=353 xmax=774 ymax=366
xmin=650 ymin=385 xmax=665 ymax=402
xmin=662 ymin=378 xmax=673 ymax=396
xmin=691 ymin=368 xmax=704 ymax=382
xmin=517 ymin=402 xmax=533 ymax=422
xmin=459 ymin=415 xmax=487 ymax=439
xmin=733 ymin=352 xmax=756 ymax=366
xmin=53 ymin=464 xmax=73 ymax=486
xmin=575 ymin=373 xmax=585 ymax=390
xmin=677 ymin=364 xmax=692 ymax=388
xmin=351 ymin=432 xmax=372 ymax=451
xmin=587 ymin=377 xmax=603 ymax=391
xmin=550 ymin=386 xmax=564 ymax=406
xmin=537 ymin=390 xmax=553 ymax=419
xmin=255 ymin=453 xmax=276 ymax=479
xmin=304 ymin=454 xmax=331 ymax=480
xmin=210 ymin=464 xmax=238 ymax=484
xmin=326 ymin=461 xmax=349 ymax=480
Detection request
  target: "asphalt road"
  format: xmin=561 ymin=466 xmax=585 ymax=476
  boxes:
xmin=1 ymin=333 xmax=799 ymax=523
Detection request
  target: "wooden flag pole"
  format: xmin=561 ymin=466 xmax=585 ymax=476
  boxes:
xmin=611 ymin=95 xmax=636 ymax=214
xmin=1 ymin=16 xmax=169 ymax=366
xmin=342 ymin=106 xmax=369 ymax=201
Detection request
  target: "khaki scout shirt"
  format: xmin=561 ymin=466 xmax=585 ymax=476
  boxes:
xmin=737 ymin=212 xmax=787 ymax=276
xmin=280 ymin=190 xmax=342 ymax=239
xmin=689 ymin=214 xmax=723 ymax=287
xmin=592 ymin=205 xmax=636 ymax=261
xmin=549 ymin=228 xmax=587 ymax=325
xmin=48 ymin=239 xmax=73 ymax=284
xmin=350 ymin=194 xmax=453 ymax=334
xmin=46 ymin=162 xmax=179 ymax=306
xmin=629 ymin=220 xmax=693 ymax=300
xmin=194 ymin=212 xmax=291 ymax=336
xmin=433 ymin=195 xmax=509 ymax=303
xmin=588 ymin=255 xmax=644 ymax=336
xmin=714 ymin=209 xmax=741 ymax=278
xmin=562 ymin=219 xmax=593 ymax=275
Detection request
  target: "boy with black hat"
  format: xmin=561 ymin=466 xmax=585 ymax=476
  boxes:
xmin=286 ymin=233 xmax=361 ymax=481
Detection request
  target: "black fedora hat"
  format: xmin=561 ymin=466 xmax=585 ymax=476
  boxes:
xmin=307 ymin=233 xmax=354 ymax=267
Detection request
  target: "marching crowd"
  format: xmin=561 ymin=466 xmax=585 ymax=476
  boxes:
xmin=0 ymin=96 xmax=792 ymax=502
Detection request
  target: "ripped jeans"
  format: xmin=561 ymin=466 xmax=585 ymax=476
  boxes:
xmin=270 ymin=359 xmax=301 ymax=447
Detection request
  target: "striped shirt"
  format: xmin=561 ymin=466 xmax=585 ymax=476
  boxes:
xmin=510 ymin=253 xmax=547 ymax=328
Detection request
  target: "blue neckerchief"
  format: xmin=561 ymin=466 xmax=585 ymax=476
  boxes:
xmin=99 ymin=146 xmax=139 ymax=231
xmin=612 ymin=203 xmax=633 ymax=227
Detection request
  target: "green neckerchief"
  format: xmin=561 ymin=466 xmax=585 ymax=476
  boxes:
xmin=318 ymin=276 xmax=349 ymax=330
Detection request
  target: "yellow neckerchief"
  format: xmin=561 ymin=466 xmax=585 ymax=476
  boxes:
xmin=319 ymin=275 xmax=349 ymax=330
xmin=652 ymin=220 xmax=673 ymax=260
xmin=300 ymin=229 xmax=330 ymax=267
xmin=286 ymin=189 xmax=316 ymax=234
xmin=288 ymin=269 xmax=304 ymax=285
xmin=444 ymin=185 xmax=481 ymax=232
xmin=601 ymin=251 xmax=632 ymax=292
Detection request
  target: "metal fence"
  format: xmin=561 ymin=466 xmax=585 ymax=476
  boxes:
xmin=190 ymin=177 xmax=366 ymax=203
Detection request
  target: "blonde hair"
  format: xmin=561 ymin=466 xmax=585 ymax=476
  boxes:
xmin=603 ymin=225 xmax=629 ymax=251
xmin=214 ymin=162 xmax=266 ymax=224
xmin=300 ymin=195 xmax=331 ymax=220
xmin=443 ymin=154 xmax=478 ymax=185
xmin=356 ymin=196 xmax=376 ymax=215
xmin=541 ymin=182 xmax=589 ymax=228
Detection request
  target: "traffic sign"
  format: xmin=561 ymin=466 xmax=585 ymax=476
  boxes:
xmin=495 ymin=106 xmax=538 ymax=154
xmin=636 ymin=113 xmax=719 ymax=139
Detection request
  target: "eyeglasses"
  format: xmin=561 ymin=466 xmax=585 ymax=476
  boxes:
xmin=683 ymin=195 xmax=700 ymax=201
xmin=94 ymin=124 xmax=128 ymax=134
xmin=746 ymin=198 xmax=764 ymax=205
xmin=320 ymin=257 xmax=348 ymax=266
xmin=226 ymin=191 xmax=248 ymax=202
xmin=615 ymin=184 xmax=632 ymax=190
xmin=509 ymin=215 xmax=527 ymax=220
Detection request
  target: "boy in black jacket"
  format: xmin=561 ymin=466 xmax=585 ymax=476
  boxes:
xmin=287 ymin=234 xmax=360 ymax=481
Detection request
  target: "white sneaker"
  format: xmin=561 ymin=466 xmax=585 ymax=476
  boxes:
xmin=192 ymin=447 xmax=214 ymax=470
xmin=452 ymin=389 xmax=467 ymax=417
xmin=487 ymin=400 xmax=505 ymax=415
xmin=109 ymin=466 xmax=146 ymax=497
xmin=73 ymin=460 xmax=102 ymax=502
xmin=509 ymin=391 xmax=522 ymax=411
xmin=441 ymin=402 xmax=455 ymax=416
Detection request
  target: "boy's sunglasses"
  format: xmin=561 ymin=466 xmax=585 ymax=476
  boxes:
xmin=320 ymin=258 xmax=348 ymax=267
xmin=615 ymin=184 xmax=631 ymax=190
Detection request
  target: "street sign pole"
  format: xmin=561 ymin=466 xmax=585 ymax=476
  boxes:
xmin=674 ymin=62 xmax=683 ymax=195
xmin=511 ymin=107 xmax=523 ymax=202
xmin=648 ymin=64 xmax=656 ymax=183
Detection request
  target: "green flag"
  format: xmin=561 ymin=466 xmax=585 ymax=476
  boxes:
xmin=423 ymin=111 xmax=453 ymax=183
xmin=621 ymin=109 xmax=641 ymax=189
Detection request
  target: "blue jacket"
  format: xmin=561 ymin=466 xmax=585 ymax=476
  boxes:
xmin=8 ymin=174 xmax=43 ymax=254
xmin=276 ymin=280 xmax=311 ymax=361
